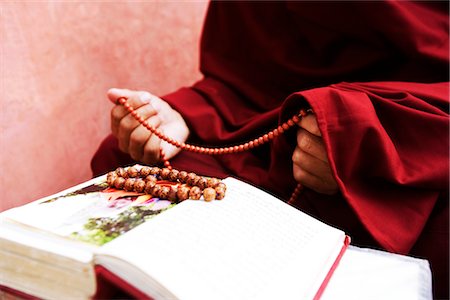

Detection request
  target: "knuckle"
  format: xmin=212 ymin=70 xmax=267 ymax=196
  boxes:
xmin=120 ymin=117 xmax=134 ymax=132
xmin=299 ymin=135 xmax=312 ymax=152
xmin=111 ymin=107 xmax=121 ymax=121
xmin=129 ymin=133 xmax=142 ymax=145
xmin=292 ymin=148 xmax=300 ymax=163
xmin=292 ymin=165 xmax=305 ymax=182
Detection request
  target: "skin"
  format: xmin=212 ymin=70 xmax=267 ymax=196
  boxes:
xmin=108 ymin=88 xmax=189 ymax=164
xmin=293 ymin=115 xmax=338 ymax=195
xmin=109 ymin=88 xmax=338 ymax=195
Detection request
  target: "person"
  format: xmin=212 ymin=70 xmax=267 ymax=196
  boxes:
xmin=91 ymin=1 xmax=449 ymax=298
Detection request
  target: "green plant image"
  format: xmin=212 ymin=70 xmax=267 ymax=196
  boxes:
xmin=71 ymin=203 xmax=174 ymax=246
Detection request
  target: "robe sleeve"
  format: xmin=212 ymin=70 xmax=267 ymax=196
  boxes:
xmin=281 ymin=81 xmax=449 ymax=254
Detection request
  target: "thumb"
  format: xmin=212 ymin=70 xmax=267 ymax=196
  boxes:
xmin=160 ymin=141 xmax=182 ymax=162
xmin=107 ymin=88 xmax=154 ymax=105
xmin=107 ymin=88 xmax=134 ymax=104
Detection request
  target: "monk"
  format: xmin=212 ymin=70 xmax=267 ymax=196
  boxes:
xmin=92 ymin=2 xmax=449 ymax=298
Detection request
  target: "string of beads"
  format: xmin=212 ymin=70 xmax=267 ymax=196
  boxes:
xmin=117 ymin=97 xmax=313 ymax=204
xmin=107 ymin=166 xmax=226 ymax=202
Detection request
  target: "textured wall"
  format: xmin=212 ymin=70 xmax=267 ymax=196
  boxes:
xmin=1 ymin=2 xmax=208 ymax=211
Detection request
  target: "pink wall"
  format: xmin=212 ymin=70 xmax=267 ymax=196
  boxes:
xmin=1 ymin=2 xmax=208 ymax=211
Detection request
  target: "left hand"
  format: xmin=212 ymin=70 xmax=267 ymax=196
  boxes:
xmin=292 ymin=114 xmax=338 ymax=195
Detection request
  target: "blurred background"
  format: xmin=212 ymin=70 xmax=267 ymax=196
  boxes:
xmin=1 ymin=1 xmax=208 ymax=211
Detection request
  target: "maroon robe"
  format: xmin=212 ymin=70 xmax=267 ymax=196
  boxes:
xmin=92 ymin=2 xmax=449 ymax=298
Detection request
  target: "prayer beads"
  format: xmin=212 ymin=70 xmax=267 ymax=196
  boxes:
xmin=106 ymin=166 xmax=226 ymax=203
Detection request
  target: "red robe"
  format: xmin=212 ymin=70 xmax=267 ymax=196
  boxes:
xmin=92 ymin=2 xmax=449 ymax=297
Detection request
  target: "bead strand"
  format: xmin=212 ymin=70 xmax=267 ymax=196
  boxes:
xmin=118 ymin=97 xmax=312 ymax=156
xmin=117 ymin=97 xmax=313 ymax=204
xmin=106 ymin=166 xmax=226 ymax=202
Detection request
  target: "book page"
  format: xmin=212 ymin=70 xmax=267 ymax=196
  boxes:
xmin=1 ymin=176 xmax=177 ymax=248
xmin=321 ymin=246 xmax=433 ymax=300
xmin=98 ymin=177 xmax=345 ymax=300
xmin=0 ymin=174 xmax=183 ymax=273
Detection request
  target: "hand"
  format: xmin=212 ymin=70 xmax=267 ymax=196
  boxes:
xmin=292 ymin=114 xmax=338 ymax=195
xmin=108 ymin=88 xmax=189 ymax=164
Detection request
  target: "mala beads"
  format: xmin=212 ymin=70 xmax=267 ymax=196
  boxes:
xmin=116 ymin=96 xmax=314 ymax=204
xmin=106 ymin=166 xmax=227 ymax=203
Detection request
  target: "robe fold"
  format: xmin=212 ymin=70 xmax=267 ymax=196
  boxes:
xmin=91 ymin=1 xmax=449 ymax=297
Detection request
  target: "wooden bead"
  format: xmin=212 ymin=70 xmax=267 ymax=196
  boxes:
xmin=124 ymin=178 xmax=136 ymax=192
xmin=197 ymin=177 xmax=208 ymax=189
xmin=160 ymin=168 xmax=171 ymax=180
xmin=189 ymin=186 xmax=201 ymax=200
xmin=134 ymin=179 xmax=146 ymax=193
xmin=207 ymin=177 xmax=220 ymax=188
xmin=176 ymin=185 xmax=190 ymax=201
xmin=159 ymin=186 xmax=170 ymax=199
xmin=215 ymin=186 xmax=226 ymax=200
xmin=145 ymin=175 xmax=157 ymax=184
xmin=273 ymin=129 xmax=279 ymax=137
xmin=113 ymin=177 xmax=126 ymax=189
xmin=203 ymin=187 xmax=216 ymax=202
xmin=140 ymin=166 xmax=152 ymax=177
xmin=217 ymin=182 xmax=227 ymax=192
xmin=151 ymin=185 xmax=162 ymax=198
xmin=115 ymin=167 xmax=127 ymax=178
xmin=106 ymin=172 xmax=117 ymax=186
xmin=178 ymin=171 xmax=188 ymax=183
xmin=168 ymin=169 xmax=179 ymax=182
xmin=186 ymin=173 xmax=198 ymax=186
xmin=144 ymin=180 xmax=156 ymax=194
xmin=150 ymin=167 xmax=161 ymax=176
xmin=127 ymin=166 xmax=139 ymax=178
xmin=167 ymin=186 xmax=178 ymax=202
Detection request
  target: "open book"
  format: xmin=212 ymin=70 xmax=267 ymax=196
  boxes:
xmin=0 ymin=172 xmax=349 ymax=300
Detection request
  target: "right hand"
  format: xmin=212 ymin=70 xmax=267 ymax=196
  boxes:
xmin=108 ymin=88 xmax=190 ymax=165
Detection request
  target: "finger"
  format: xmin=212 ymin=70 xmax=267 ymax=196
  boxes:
xmin=292 ymin=164 xmax=338 ymax=195
xmin=298 ymin=114 xmax=321 ymax=137
xmin=142 ymin=129 xmax=163 ymax=165
xmin=113 ymin=100 xmax=158 ymax=137
xmin=107 ymin=88 xmax=154 ymax=105
xmin=111 ymin=92 xmax=153 ymax=124
xmin=128 ymin=116 xmax=162 ymax=162
xmin=117 ymin=104 xmax=159 ymax=153
xmin=110 ymin=92 xmax=155 ymax=137
xmin=296 ymin=128 xmax=328 ymax=162
xmin=292 ymin=147 xmax=333 ymax=182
